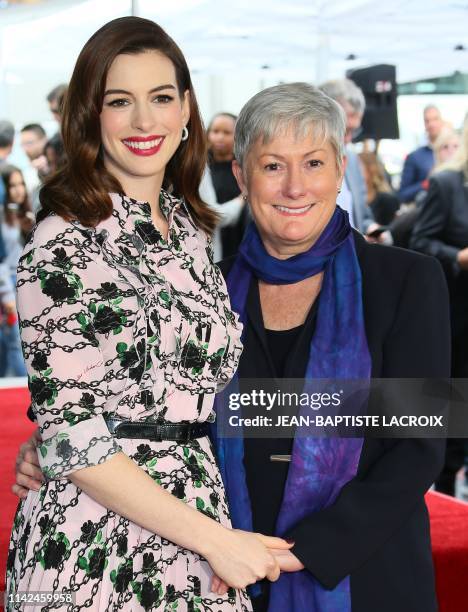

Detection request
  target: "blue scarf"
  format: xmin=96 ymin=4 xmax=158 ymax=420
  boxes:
xmin=213 ymin=206 xmax=371 ymax=611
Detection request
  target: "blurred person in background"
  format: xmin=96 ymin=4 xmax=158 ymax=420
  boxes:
xmin=431 ymin=126 xmax=460 ymax=173
xmin=0 ymin=119 xmax=15 ymax=172
xmin=398 ymin=105 xmax=443 ymax=204
xmin=207 ymin=112 xmax=249 ymax=257
xmin=318 ymin=79 xmax=391 ymax=244
xmin=46 ymin=82 xmax=68 ymax=125
xmin=44 ymin=132 xmax=65 ymax=175
xmin=359 ymin=152 xmax=400 ymax=226
xmin=199 ymin=167 xmax=245 ymax=261
xmin=411 ymin=112 xmax=468 ymax=497
xmin=0 ymin=165 xmax=31 ymax=377
xmin=1 ymin=164 xmax=35 ymax=245
xmin=20 ymin=123 xmax=48 ymax=211
xmin=0 ymin=234 xmax=16 ymax=368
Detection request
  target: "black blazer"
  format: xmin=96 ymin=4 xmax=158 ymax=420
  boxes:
xmin=410 ymin=169 xmax=468 ymax=338
xmin=219 ymin=231 xmax=450 ymax=612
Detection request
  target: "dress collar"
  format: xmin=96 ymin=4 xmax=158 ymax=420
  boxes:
xmin=109 ymin=190 xmax=194 ymax=226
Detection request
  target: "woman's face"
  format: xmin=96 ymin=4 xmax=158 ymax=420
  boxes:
xmin=437 ymin=136 xmax=459 ymax=163
xmin=100 ymin=51 xmax=190 ymax=193
xmin=233 ymin=128 xmax=343 ymax=259
xmin=208 ymin=115 xmax=235 ymax=160
xmin=8 ymin=171 xmax=27 ymax=204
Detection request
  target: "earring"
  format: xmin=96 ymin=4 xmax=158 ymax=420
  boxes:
xmin=242 ymin=194 xmax=248 ymax=201
xmin=181 ymin=126 xmax=189 ymax=141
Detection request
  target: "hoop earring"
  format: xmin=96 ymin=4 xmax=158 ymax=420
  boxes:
xmin=181 ymin=126 xmax=189 ymax=141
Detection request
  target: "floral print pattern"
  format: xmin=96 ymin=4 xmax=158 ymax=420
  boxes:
xmin=6 ymin=192 xmax=250 ymax=611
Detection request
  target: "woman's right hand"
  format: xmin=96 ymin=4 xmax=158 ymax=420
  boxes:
xmin=12 ymin=429 xmax=44 ymax=499
xmin=205 ymin=529 xmax=292 ymax=590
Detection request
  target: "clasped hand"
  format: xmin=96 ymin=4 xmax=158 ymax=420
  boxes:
xmin=13 ymin=432 xmax=305 ymax=597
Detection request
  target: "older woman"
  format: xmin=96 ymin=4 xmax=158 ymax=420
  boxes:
xmin=15 ymin=83 xmax=450 ymax=612
xmin=215 ymin=83 xmax=450 ymax=612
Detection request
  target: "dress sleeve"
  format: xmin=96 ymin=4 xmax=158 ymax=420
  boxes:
xmin=17 ymin=243 xmax=121 ymax=480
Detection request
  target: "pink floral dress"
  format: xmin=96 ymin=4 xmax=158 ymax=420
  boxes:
xmin=6 ymin=192 xmax=252 ymax=612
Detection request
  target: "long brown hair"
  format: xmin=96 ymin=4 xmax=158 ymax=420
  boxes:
xmin=358 ymin=152 xmax=392 ymax=202
xmin=1 ymin=164 xmax=33 ymax=225
xmin=39 ymin=17 xmax=216 ymax=233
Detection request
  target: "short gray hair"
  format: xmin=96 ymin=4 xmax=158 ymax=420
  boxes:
xmin=319 ymin=78 xmax=366 ymax=115
xmin=234 ymin=82 xmax=346 ymax=169
xmin=0 ymin=120 xmax=14 ymax=148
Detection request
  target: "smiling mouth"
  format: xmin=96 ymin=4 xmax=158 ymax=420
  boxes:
xmin=122 ymin=136 xmax=164 ymax=150
xmin=273 ymin=204 xmax=314 ymax=216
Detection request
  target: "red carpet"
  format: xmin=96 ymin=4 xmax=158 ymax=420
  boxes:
xmin=1 ymin=387 xmax=467 ymax=610
xmin=426 ymin=490 xmax=468 ymax=612
xmin=0 ymin=385 xmax=35 ymax=601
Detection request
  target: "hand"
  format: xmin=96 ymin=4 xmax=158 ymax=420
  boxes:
xmin=210 ymin=541 xmax=303 ymax=595
xmin=31 ymin=155 xmax=49 ymax=174
xmin=211 ymin=575 xmax=230 ymax=596
xmin=12 ymin=429 xmax=44 ymax=499
xmin=270 ymin=548 xmax=305 ymax=573
xmin=204 ymin=530 xmax=292 ymax=591
xmin=457 ymin=247 xmax=468 ymax=271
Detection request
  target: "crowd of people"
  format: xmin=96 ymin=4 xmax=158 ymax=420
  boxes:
xmin=1 ymin=14 xmax=468 ymax=612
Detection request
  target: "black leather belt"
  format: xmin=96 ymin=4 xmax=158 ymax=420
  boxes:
xmin=104 ymin=417 xmax=210 ymax=442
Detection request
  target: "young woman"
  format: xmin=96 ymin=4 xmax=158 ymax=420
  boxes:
xmin=207 ymin=113 xmax=248 ymax=258
xmin=6 ymin=17 xmax=290 ymax=611
xmin=0 ymin=165 xmax=32 ymax=377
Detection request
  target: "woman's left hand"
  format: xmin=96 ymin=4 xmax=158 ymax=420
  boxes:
xmin=210 ymin=549 xmax=305 ymax=595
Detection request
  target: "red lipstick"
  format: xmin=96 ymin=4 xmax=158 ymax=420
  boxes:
xmin=122 ymin=135 xmax=165 ymax=157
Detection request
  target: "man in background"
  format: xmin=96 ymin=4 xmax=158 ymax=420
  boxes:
xmin=20 ymin=123 xmax=47 ymax=210
xmin=398 ymin=105 xmax=444 ymax=204
xmin=319 ymin=78 xmax=379 ymax=237
xmin=0 ymin=119 xmax=14 ymax=172
xmin=46 ymin=83 xmax=67 ymax=125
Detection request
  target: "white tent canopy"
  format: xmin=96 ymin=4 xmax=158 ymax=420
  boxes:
xmin=1 ymin=0 xmax=467 ymax=80
xmin=0 ymin=0 xmax=467 ymax=144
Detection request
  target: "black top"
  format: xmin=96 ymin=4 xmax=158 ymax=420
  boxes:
xmin=219 ymin=231 xmax=451 ymax=612
xmin=208 ymin=156 xmax=247 ymax=258
xmin=369 ymin=191 xmax=400 ymax=226
xmin=264 ymin=324 xmax=305 ymax=379
xmin=209 ymin=158 xmax=240 ymax=204
xmin=410 ymin=170 xmax=468 ymax=375
xmin=245 ymin=324 xmax=305 ymax=538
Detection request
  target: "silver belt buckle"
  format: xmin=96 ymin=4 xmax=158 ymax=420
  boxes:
xmin=270 ymin=454 xmax=291 ymax=462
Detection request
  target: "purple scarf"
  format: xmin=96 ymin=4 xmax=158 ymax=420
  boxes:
xmin=213 ymin=206 xmax=371 ymax=611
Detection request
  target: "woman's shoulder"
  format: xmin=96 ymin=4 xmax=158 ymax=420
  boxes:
xmin=430 ymin=168 xmax=464 ymax=190
xmin=27 ymin=214 xmax=89 ymax=252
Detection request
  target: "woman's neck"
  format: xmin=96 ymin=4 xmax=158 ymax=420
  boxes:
xmin=119 ymin=176 xmax=168 ymax=239
xmin=259 ymin=274 xmax=323 ymax=331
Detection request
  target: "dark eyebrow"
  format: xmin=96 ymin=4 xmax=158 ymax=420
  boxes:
xmin=103 ymin=84 xmax=177 ymax=96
